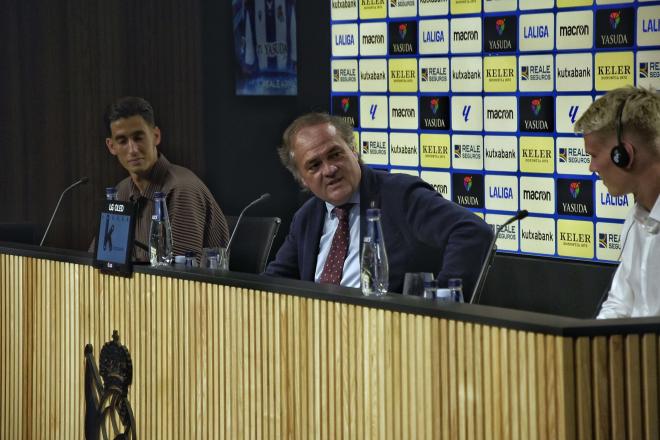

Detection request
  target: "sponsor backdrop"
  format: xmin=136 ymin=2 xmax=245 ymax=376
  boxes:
xmin=330 ymin=0 xmax=660 ymax=263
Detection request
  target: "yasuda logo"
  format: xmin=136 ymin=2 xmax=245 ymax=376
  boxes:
xmin=430 ymin=98 xmax=439 ymax=115
xmin=496 ymin=19 xmax=506 ymax=36
xmin=462 ymin=105 xmax=471 ymax=122
xmin=369 ymin=104 xmax=377 ymax=120
xmin=399 ymin=23 xmax=407 ymax=40
xmin=464 ymin=175 xmax=473 ymax=192
xmin=341 ymin=97 xmax=350 ymax=113
xmin=569 ymin=181 xmax=581 ymax=199
xmin=531 ymin=98 xmax=542 ymax=117
xmin=609 ymin=11 xmax=621 ymax=31
xmin=568 ymin=105 xmax=579 ymax=124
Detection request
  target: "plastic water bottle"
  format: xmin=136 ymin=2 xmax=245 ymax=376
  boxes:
xmin=360 ymin=208 xmax=389 ymax=296
xmin=149 ymin=191 xmax=173 ymax=266
xmin=105 ymin=187 xmax=118 ymax=201
xmin=448 ymin=278 xmax=464 ymax=303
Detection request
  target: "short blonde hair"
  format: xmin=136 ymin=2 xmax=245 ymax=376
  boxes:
xmin=574 ymin=87 xmax=660 ymax=155
xmin=278 ymin=113 xmax=356 ymax=183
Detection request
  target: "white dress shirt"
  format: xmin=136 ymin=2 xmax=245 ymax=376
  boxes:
xmin=314 ymin=192 xmax=361 ymax=288
xmin=598 ymin=195 xmax=660 ymax=319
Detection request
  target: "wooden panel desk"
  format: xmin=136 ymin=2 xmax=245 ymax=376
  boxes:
xmin=1 ymin=243 xmax=658 ymax=439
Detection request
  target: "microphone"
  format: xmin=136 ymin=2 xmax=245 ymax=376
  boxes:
xmin=40 ymin=176 xmax=89 ymax=246
xmin=470 ymin=210 xmax=528 ymax=305
xmin=226 ymin=193 xmax=271 ymax=253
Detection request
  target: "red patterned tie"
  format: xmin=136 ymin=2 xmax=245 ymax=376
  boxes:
xmin=319 ymin=205 xmax=351 ymax=285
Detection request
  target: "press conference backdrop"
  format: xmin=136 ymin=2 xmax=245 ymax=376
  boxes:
xmin=329 ymin=0 xmax=660 ymax=264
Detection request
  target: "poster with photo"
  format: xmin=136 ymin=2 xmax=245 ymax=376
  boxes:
xmin=233 ymin=0 xmax=297 ymax=95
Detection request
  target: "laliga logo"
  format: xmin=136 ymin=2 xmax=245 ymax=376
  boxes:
xmin=496 ymin=18 xmax=506 ymax=36
xmin=568 ymin=105 xmax=579 ymax=124
xmin=463 ymin=176 xmax=473 ymax=192
xmin=462 ymin=105 xmax=471 ymax=122
xmin=531 ymin=98 xmax=542 ymax=117
xmin=609 ymin=11 xmax=621 ymax=31
xmin=369 ymin=104 xmax=377 ymax=120
xmin=569 ymin=181 xmax=581 ymax=199
xmin=399 ymin=23 xmax=408 ymax=40
xmin=341 ymin=97 xmax=350 ymax=113
xmin=430 ymin=98 xmax=439 ymax=115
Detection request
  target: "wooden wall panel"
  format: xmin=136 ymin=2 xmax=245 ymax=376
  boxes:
xmin=1 ymin=253 xmax=659 ymax=439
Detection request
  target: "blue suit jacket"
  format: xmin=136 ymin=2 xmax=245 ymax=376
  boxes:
xmin=265 ymin=166 xmax=493 ymax=297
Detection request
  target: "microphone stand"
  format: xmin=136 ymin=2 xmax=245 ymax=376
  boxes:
xmin=40 ymin=177 xmax=89 ymax=246
xmin=470 ymin=210 xmax=528 ymax=305
xmin=226 ymin=193 xmax=271 ymax=253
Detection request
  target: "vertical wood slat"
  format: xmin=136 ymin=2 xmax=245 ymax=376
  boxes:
xmin=625 ymin=335 xmax=643 ymax=440
xmin=1 ymin=254 xmax=660 ymax=439
xmin=592 ymin=336 xmax=610 ymax=440
xmin=609 ymin=335 xmax=627 ymax=440
xmin=640 ymin=334 xmax=659 ymax=440
xmin=575 ymin=337 xmax=593 ymax=440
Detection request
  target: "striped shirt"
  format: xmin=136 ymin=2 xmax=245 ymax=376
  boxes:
xmin=115 ymin=154 xmax=229 ymax=262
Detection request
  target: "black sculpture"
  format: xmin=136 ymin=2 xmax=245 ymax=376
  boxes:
xmin=84 ymin=330 xmax=136 ymax=440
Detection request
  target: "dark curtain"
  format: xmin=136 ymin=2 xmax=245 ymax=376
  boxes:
xmin=0 ymin=0 xmax=206 ymax=250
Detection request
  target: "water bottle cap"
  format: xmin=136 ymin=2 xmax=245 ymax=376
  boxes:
xmin=448 ymin=278 xmax=462 ymax=288
xmin=366 ymin=208 xmax=381 ymax=218
xmin=185 ymin=251 xmax=195 ymax=258
xmin=154 ymin=191 xmax=165 ymax=199
xmin=105 ymin=187 xmax=117 ymax=193
xmin=423 ymin=280 xmax=437 ymax=288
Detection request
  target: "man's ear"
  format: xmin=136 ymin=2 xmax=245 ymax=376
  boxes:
xmin=153 ymin=126 xmax=161 ymax=147
xmin=106 ymin=138 xmax=118 ymax=156
xmin=623 ymin=141 xmax=635 ymax=170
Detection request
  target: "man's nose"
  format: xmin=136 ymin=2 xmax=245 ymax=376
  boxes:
xmin=588 ymin=161 xmax=596 ymax=174
xmin=127 ymin=139 xmax=139 ymax=153
xmin=322 ymin=162 xmax=338 ymax=176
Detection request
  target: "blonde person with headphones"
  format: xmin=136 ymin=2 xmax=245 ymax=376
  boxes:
xmin=575 ymin=87 xmax=660 ymax=318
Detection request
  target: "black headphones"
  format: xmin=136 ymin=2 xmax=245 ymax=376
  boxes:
xmin=611 ymin=97 xmax=631 ymax=168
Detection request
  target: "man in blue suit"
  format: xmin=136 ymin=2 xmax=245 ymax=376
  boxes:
xmin=265 ymin=113 xmax=492 ymax=298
